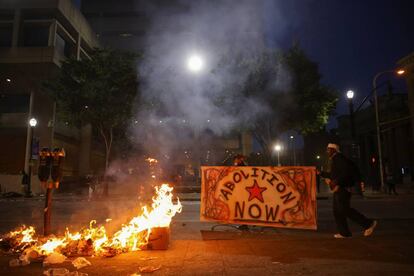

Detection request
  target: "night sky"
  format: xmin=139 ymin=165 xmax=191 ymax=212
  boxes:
xmin=264 ymin=0 xmax=414 ymax=127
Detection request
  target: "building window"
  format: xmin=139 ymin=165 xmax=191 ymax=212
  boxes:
xmin=56 ymin=33 xmax=75 ymax=58
xmin=0 ymin=24 xmax=13 ymax=47
xmin=55 ymin=33 xmax=66 ymax=58
xmin=23 ymin=24 xmax=49 ymax=47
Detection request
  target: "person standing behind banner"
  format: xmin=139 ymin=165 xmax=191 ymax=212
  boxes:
xmin=233 ymin=154 xmax=248 ymax=166
xmin=233 ymin=154 xmax=249 ymax=231
xmin=319 ymin=143 xmax=377 ymax=239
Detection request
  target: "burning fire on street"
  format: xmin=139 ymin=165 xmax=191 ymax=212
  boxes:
xmin=0 ymin=184 xmax=182 ymax=264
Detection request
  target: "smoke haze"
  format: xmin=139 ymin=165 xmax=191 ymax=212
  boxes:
xmin=130 ymin=0 xmax=291 ymax=158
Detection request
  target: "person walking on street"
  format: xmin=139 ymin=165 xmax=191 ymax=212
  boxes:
xmin=384 ymin=159 xmax=397 ymax=195
xmin=319 ymin=143 xmax=377 ymax=238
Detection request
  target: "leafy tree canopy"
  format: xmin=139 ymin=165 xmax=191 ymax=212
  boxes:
xmin=282 ymin=45 xmax=337 ymax=134
xmin=216 ymin=45 xmax=338 ymax=158
xmin=44 ymin=48 xmax=139 ymax=172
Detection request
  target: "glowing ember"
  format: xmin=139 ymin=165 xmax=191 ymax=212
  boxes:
xmin=0 ymin=184 xmax=181 ymax=258
xmin=145 ymin=158 xmax=158 ymax=164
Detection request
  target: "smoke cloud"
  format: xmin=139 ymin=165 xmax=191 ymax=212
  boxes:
xmin=129 ymin=0 xmax=291 ymax=159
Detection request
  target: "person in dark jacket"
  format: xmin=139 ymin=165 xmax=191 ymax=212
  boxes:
xmin=384 ymin=159 xmax=397 ymax=195
xmin=319 ymin=143 xmax=377 ymax=238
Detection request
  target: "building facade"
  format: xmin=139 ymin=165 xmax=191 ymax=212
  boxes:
xmin=398 ymin=52 xmax=414 ymax=150
xmin=0 ymin=0 xmax=104 ymax=194
xmin=337 ymin=91 xmax=413 ymax=187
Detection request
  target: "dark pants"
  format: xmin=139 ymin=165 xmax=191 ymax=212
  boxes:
xmin=387 ymin=180 xmax=397 ymax=194
xmin=333 ymin=188 xmax=372 ymax=236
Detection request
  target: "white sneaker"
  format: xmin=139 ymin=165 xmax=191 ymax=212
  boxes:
xmin=364 ymin=220 xmax=377 ymax=237
xmin=334 ymin=233 xmax=350 ymax=239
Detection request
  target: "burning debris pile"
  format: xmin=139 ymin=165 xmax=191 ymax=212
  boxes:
xmin=0 ymin=184 xmax=182 ymax=265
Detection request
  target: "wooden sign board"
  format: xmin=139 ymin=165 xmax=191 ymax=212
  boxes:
xmin=200 ymin=166 xmax=317 ymax=230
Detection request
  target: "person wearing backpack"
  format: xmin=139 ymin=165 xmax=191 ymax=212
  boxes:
xmin=319 ymin=143 xmax=377 ymax=238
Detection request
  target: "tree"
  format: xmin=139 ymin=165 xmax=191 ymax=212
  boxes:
xmin=282 ymin=45 xmax=337 ymax=134
xmin=44 ymin=48 xmax=138 ymax=195
xmin=231 ymin=45 xmax=338 ymax=161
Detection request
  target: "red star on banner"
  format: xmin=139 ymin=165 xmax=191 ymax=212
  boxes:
xmin=245 ymin=180 xmax=267 ymax=203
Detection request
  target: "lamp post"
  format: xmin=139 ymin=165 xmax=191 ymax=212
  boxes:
xmin=274 ymin=144 xmax=282 ymax=166
xmin=290 ymin=135 xmax=296 ymax=166
xmin=186 ymin=53 xmax=204 ymax=179
xmin=346 ymin=90 xmax=356 ymax=140
xmin=26 ymin=117 xmax=37 ymax=197
xmin=373 ymin=69 xmax=405 ymax=192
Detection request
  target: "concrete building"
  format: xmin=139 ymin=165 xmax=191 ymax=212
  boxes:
xmin=398 ymin=52 xmax=414 ymax=150
xmin=0 ymin=0 xmax=104 ymax=194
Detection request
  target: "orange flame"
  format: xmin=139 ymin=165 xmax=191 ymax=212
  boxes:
xmin=1 ymin=184 xmax=181 ymax=257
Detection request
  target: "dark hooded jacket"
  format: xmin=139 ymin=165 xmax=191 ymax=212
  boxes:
xmin=321 ymin=152 xmax=360 ymax=188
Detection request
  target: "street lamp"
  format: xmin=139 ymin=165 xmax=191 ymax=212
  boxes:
xmin=26 ymin=117 xmax=37 ymax=197
xmin=29 ymin=118 xmax=37 ymax=128
xmin=346 ymin=90 xmax=356 ymax=140
xmin=187 ymin=54 xmax=204 ymax=73
xmin=274 ymin=144 xmax=282 ymax=166
xmin=373 ymin=69 xmax=405 ymax=192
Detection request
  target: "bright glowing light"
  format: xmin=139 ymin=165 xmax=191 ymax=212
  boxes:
xmin=346 ymin=90 xmax=354 ymax=99
xmin=187 ymin=55 xmax=203 ymax=72
xmin=145 ymin=158 xmax=158 ymax=164
xmin=397 ymin=69 xmax=405 ymax=75
xmin=274 ymin=144 xmax=282 ymax=152
xmin=6 ymin=78 xmax=11 ymax=82
xmin=39 ymin=238 xmax=67 ymax=255
xmin=29 ymin=118 xmax=37 ymax=127
xmin=316 ymin=155 xmax=320 ymax=159
xmin=290 ymin=135 xmax=294 ymax=139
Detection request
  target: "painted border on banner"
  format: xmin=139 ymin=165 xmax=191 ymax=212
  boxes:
xmin=200 ymin=166 xmax=317 ymax=230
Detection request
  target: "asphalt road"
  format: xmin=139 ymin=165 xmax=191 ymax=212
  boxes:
xmin=1 ymin=193 xmax=414 ymax=275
